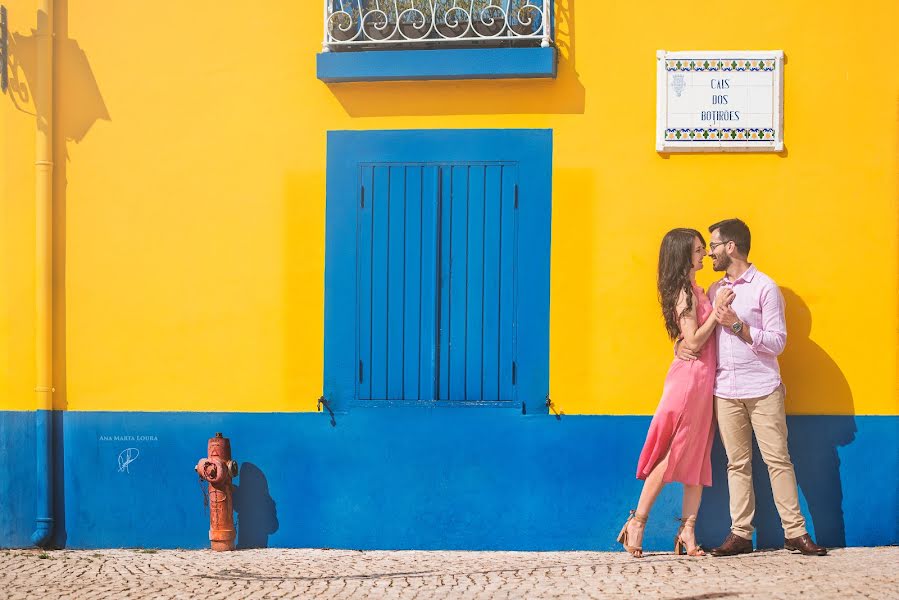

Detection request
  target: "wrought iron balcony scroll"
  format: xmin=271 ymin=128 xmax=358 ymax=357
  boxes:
xmin=323 ymin=1 xmax=552 ymax=51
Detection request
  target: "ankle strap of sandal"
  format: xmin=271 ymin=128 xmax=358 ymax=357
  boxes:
xmin=677 ymin=515 xmax=697 ymax=525
xmin=629 ymin=509 xmax=648 ymax=524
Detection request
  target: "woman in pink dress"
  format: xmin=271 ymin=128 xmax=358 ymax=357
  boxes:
xmin=617 ymin=228 xmax=733 ymax=558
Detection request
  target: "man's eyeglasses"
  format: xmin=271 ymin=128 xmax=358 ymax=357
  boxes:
xmin=709 ymin=240 xmax=731 ymax=251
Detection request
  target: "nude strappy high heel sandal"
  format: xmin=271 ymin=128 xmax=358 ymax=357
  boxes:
xmin=617 ymin=510 xmax=648 ymax=558
xmin=674 ymin=516 xmax=705 ymax=556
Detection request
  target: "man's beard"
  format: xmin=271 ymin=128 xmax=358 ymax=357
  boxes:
xmin=712 ymin=254 xmax=731 ymax=272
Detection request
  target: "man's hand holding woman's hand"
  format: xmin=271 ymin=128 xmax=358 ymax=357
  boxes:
xmin=715 ymin=305 xmax=740 ymax=328
xmin=713 ymin=287 xmax=736 ymax=310
xmin=675 ymin=287 xmax=736 ymax=361
xmin=713 ymin=287 xmax=740 ymax=327
xmin=713 ymin=287 xmax=739 ymax=328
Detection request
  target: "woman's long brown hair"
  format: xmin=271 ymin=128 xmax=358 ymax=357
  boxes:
xmin=657 ymin=228 xmax=705 ymax=340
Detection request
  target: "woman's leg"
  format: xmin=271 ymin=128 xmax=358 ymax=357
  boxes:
xmin=627 ymin=451 xmax=671 ymax=551
xmin=679 ymin=484 xmax=704 ymax=554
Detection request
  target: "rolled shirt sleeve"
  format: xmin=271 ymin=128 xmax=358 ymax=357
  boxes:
xmin=749 ymin=283 xmax=787 ymax=356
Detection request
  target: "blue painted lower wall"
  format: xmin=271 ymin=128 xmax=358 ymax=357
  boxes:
xmin=0 ymin=410 xmax=894 ymax=550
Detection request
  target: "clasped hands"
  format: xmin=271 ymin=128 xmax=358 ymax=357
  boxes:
xmin=713 ymin=288 xmax=738 ymax=328
xmin=675 ymin=287 xmax=737 ymax=361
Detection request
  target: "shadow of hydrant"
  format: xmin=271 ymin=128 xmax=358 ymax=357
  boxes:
xmin=232 ymin=462 xmax=279 ymax=549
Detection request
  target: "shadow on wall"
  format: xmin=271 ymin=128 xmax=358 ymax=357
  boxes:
xmin=233 ymin=462 xmax=279 ymax=549
xmin=325 ymin=0 xmax=585 ymax=116
xmin=7 ymin=2 xmax=110 ymax=142
xmin=778 ymin=287 xmax=855 ymax=548
xmin=697 ymin=288 xmax=856 ymax=549
xmin=5 ymin=0 xmax=109 ymax=549
xmin=6 ymin=2 xmax=110 ymax=415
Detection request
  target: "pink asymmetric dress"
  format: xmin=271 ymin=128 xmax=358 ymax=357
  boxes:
xmin=636 ymin=282 xmax=717 ymax=487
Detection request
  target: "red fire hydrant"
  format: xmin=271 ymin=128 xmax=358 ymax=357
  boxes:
xmin=195 ymin=432 xmax=239 ymax=551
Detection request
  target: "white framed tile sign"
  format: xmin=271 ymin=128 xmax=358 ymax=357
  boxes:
xmin=656 ymin=50 xmax=784 ymax=152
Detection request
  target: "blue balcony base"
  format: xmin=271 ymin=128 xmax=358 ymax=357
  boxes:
xmin=316 ymin=47 xmax=557 ymax=83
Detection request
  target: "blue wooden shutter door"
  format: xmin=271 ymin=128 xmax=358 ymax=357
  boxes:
xmin=439 ymin=164 xmax=517 ymax=403
xmin=358 ymin=163 xmax=517 ymax=403
xmin=358 ymin=165 xmax=440 ymax=401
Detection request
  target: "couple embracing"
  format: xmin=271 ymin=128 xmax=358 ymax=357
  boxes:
xmin=617 ymin=219 xmax=827 ymax=558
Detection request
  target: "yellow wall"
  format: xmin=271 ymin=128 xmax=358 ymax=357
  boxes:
xmin=2 ymin=1 xmax=897 ymax=415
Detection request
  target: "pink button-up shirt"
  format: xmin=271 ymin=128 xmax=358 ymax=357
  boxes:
xmin=708 ymin=265 xmax=786 ymax=399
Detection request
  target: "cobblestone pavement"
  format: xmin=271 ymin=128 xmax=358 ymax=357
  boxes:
xmin=0 ymin=546 xmax=896 ymax=599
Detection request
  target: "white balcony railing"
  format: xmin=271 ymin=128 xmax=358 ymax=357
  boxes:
xmin=323 ymin=1 xmax=552 ymax=51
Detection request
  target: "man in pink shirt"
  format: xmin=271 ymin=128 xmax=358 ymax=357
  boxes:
xmin=678 ymin=219 xmax=827 ymax=556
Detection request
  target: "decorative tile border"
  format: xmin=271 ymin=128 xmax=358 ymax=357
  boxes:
xmin=664 ymin=128 xmax=777 ymax=142
xmin=665 ymin=58 xmax=776 ymax=72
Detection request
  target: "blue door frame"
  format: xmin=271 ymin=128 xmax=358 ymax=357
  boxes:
xmin=324 ymin=129 xmax=552 ymax=413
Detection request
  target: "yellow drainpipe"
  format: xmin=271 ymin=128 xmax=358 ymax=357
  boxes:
xmin=31 ymin=0 xmax=54 ymax=547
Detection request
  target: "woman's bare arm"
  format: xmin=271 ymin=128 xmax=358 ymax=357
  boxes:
xmin=677 ymin=289 xmax=720 ymax=352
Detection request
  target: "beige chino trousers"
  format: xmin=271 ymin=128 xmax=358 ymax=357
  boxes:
xmin=715 ymin=384 xmax=808 ymax=540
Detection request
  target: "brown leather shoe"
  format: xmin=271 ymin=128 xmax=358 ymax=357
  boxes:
xmin=710 ymin=532 xmax=753 ymax=557
xmin=784 ymin=533 xmax=828 ymax=556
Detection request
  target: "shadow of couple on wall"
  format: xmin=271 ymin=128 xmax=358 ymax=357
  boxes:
xmin=696 ymin=288 xmax=857 ymax=549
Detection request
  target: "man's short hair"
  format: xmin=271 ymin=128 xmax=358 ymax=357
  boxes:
xmin=709 ymin=218 xmax=751 ymax=257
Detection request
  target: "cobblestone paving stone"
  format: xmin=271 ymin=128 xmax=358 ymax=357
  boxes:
xmin=0 ymin=547 xmax=896 ymax=599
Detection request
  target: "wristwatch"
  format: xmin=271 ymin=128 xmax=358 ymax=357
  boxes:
xmin=731 ymin=321 xmax=744 ymax=334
